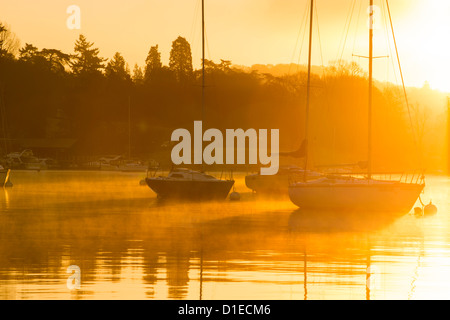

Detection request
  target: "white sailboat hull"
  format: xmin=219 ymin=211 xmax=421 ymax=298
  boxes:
xmin=289 ymin=179 xmax=424 ymax=213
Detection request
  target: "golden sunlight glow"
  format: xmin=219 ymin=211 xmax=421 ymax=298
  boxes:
xmin=405 ymin=1 xmax=450 ymax=92
xmin=1 ymin=0 xmax=450 ymax=303
xmin=0 ymin=0 xmax=448 ymax=92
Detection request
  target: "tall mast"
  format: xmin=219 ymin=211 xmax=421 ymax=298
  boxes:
xmin=201 ymin=0 xmax=205 ymax=122
xmin=0 ymin=83 xmax=8 ymax=155
xmin=201 ymin=0 xmax=205 ymax=172
xmin=128 ymin=96 xmax=131 ymax=160
xmin=303 ymin=0 xmax=314 ymax=182
xmin=368 ymin=0 xmax=373 ymax=180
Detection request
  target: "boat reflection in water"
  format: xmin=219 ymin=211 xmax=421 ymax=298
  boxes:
xmin=288 ymin=208 xmax=406 ymax=300
xmin=288 ymin=208 xmax=404 ymax=234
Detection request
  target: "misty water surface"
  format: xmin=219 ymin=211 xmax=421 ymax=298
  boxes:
xmin=0 ymin=171 xmax=448 ymax=300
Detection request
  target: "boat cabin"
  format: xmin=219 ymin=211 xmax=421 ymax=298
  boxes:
xmin=167 ymin=168 xmax=217 ymax=181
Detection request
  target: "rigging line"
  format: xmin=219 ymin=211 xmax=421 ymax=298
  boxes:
xmin=314 ymin=4 xmax=335 ymax=163
xmin=295 ymin=0 xmax=311 ymax=74
xmin=0 ymin=86 xmax=7 ymax=153
xmin=302 ymin=0 xmax=314 ymax=182
xmin=385 ymin=0 xmax=422 ymax=169
xmin=189 ymin=0 xmax=201 ymax=48
xmin=381 ymin=0 xmax=390 ymax=83
xmin=307 ymin=2 xmax=325 ymax=168
xmin=336 ymin=0 xmax=354 ymax=62
xmin=204 ymin=22 xmax=217 ymax=91
xmin=379 ymin=0 xmax=391 ymax=127
xmin=380 ymin=0 xmax=389 ymax=83
xmin=336 ymin=0 xmax=356 ymax=64
xmin=340 ymin=0 xmax=357 ymax=63
xmin=203 ymin=5 xmax=212 ymax=63
xmin=296 ymin=17 xmax=308 ymax=74
xmin=381 ymin=0 xmax=398 ymax=86
xmin=289 ymin=1 xmax=309 ymax=75
xmin=351 ymin=0 xmax=363 ymax=59
xmin=201 ymin=0 xmax=205 ymax=135
xmin=191 ymin=0 xmax=203 ymax=74
xmin=314 ymin=3 xmax=324 ymax=72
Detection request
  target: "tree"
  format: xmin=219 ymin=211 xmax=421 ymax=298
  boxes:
xmin=219 ymin=59 xmax=232 ymax=72
xmin=19 ymin=43 xmax=41 ymax=62
xmin=144 ymin=45 xmax=162 ymax=82
xmin=0 ymin=23 xmax=20 ymax=57
xmin=169 ymin=36 xmax=193 ymax=83
xmin=203 ymin=59 xmax=232 ymax=73
xmin=40 ymin=49 xmax=71 ymax=73
xmin=105 ymin=52 xmax=130 ymax=81
xmin=327 ymin=60 xmax=364 ymax=78
xmin=71 ymin=34 xmax=105 ymax=75
xmin=0 ymin=24 xmax=4 ymax=51
xmin=132 ymin=64 xmax=144 ymax=84
xmin=19 ymin=44 xmax=70 ymax=73
xmin=203 ymin=59 xmax=218 ymax=71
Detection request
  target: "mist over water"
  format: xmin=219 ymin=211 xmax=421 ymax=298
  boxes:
xmin=0 ymin=171 xmax=448 ymax=300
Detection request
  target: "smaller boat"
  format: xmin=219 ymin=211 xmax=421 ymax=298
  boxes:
xmin=97 ymin=155 xmax=122 ymax=171
xmin=145 ymin=168 xmax=234 ymax=201
xmin=119 ymin=161 xmax=147 ymax=172
xmin=96 ymin=155 xmax=155 ymax=172
xmin=245 ymin=165 xmax=321 ymax=195
xmin=5 ymin=149 xmax=46 ymax=171
xmin=119 ymin=159 xmax=156 ymax=172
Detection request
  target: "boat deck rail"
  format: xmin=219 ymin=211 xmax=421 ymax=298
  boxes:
xmin=290 ymin=171 xmax=425 ymax=185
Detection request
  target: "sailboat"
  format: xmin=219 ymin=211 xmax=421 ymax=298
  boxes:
xmin=145 ymin=0 xmax=234 ymax=201
xmin=243 ymin=0 xmax=328 ymax=196
xmin=245 ymin=1 xmax=319 ymax=196
xmin=288 ymin=0 xmax=424 ymax=213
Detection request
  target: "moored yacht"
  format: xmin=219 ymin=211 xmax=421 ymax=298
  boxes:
xmin=144 ymin=0 xmax=234 ymax=201
xmin=146 ymin=168 xmax=234 ymax=200
xmin=289 ymin=175 xmax=424 ymax=212
xmin=288 ymin=0 xmax=425 ymax=213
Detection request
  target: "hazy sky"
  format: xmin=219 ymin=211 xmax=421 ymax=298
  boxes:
xmin=1 ymin=0 xmax=449 ymax=92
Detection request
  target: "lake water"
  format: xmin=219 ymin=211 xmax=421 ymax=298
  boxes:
xmin=0 ymin=171 xmax=448 ymax=300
